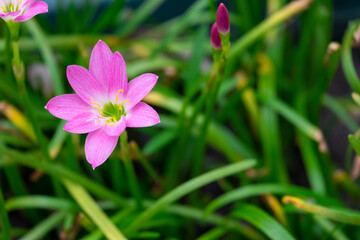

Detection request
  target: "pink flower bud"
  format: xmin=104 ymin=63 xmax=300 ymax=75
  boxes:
xmin=211 ymin=23 xmax=222 ymax=50
xmin=216 ymin=3 xmax=230 ymax=35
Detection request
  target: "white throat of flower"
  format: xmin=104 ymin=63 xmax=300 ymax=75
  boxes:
xmin=90 ymin=89 xmax=129 ymax=126
xmin=0 ymin=0 xmax=23 ymax=13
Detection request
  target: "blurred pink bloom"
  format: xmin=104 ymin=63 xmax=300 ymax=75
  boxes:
xmin=0 ymin=0 xmax=48 ymax=22
xmin=46 ymin=40 xmax=160 ymax=169
xmin=216 ymin=3 xmax=230 ymax=35
xmin=211 ymin=22 xmax=222 ymax=50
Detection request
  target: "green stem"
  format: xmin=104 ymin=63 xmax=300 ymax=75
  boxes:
xmin=0 ymin=186 xmax=11 ymax=240
xmin=120 ymin=132 xmax=143 ymax=209
xmin=132 ymin=142 xmax=162 ymax=184
xmin=11 ymin=40 xmax=20 ymax=71
xmin=11 ymin=39 xmax=65 ymax=197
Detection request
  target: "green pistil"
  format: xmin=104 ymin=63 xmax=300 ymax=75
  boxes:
xmin=102 ymin=102 xmax=126 ymax=121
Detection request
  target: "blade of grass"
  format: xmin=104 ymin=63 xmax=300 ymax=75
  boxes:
xmin=20 ymin=211 xmax=66 ymax=240
xmin=0 ymin=146 xmax=128 ymax=206
xmin=63 ymin=180 xmax=127 ymax=240
xmin=232 ymin=204 xmax=296 ymax=240
xmin=283 ymin=196 xmax=360 ymax=225
xmin=205 ymin=183 xmax=341 ymax=217
xmin=258 ymin=54 xmax=288 ymax=183
xmin=124 ymin=160 xmax=257 ymax=235
xmin=341 ymin=21 xmax=360 ymax=94
xmin=262 ymin=96 xmax=327 ymax=152
xmin=196 ymin=227 xmax=226 ymax=240
xmin=117 ymin=0 xmax=165 ymax=37
xmin=314 ymin=216 xmax=350 ymax=240
xmin=229 ymin=0 xmax=313 ymax=60
xmin=24 ymin=19 xmax=65 ymax=95
xmin=0 ymin=186 xmax=11 ymax=240
xmin=2 ymin=195 xmax=264 ymax=240
xmin=150 ymin=0 xmax=207 ymax=57
xmin=323 ymin=95 xmax=358 ymax=132
xmin=91 ymin=0 xmax=125 ymax=33
xmin=5 ymin=196 xmax=77 ymax=212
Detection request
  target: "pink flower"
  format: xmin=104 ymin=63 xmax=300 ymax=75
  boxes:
xmin=0 ymin=0 xmax=48 ymax=22
xmin=45 ymin=40 xmax=160 ymax=169
xmin=211 ymin=22 xmax=222 ymax=50
xmin=216 ymin=3 xmax=230 ymax=35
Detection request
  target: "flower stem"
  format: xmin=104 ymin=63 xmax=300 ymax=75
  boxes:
xmin=10 ymin=36 xmax=65 ymax=197
xmin=120 ymin=131 xmax=143 ymax=209
xmin=130 ymin=141 xmax=163 ymax=185
xmin=11 ymin=40 xmax=21 ymax=73
xmin=192 ymin=40 xmax=228 ymax=179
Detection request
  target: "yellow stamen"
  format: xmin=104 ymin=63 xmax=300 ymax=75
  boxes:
xmin=20 ymin=0 xmax=22 ymax=5
xmin=118 ymin=100 xmax=129 ymax=110
xmin=91 ymin=106 xmax=103 ymax=114
xmin=0 ymin=6 xmax=5 ymax=12
xmin=115 ymin=89 xmax=124 ymax=103
xmin=90 ymin=98 xmax=101 ymax=108
xmin=90 ymin=98 xmax=103 ymax=114
xmin=10 ymin=4 xmax=13 ymax=11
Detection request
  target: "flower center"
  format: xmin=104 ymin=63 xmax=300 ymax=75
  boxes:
xmin=90 ymin=89 xmax=129 ymax=126
xmin=0 ymin=0 xmax=22 ymax=13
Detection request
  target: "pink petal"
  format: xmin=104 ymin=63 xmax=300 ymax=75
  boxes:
xmin=89 ymin=40 xmax=113 ymax=91
xmin=125 ymin=73 xmax=158 ymax=110
xmin=63 ymin=112 xmax=102 ymax=134
xmin=211 ymin=23 xmax=222 ymax=50
xmin=107 ymin=52 xmax=127 ymax=103
xmin=0 ymin=10 xmax=21 ymax=21
xmin=22 ymin=0 xmax=37 ymax=6
xmin=67 ymin=65 xmax=107 ymax=105
xmin=85 ymin=128 xmax=119 ymax=169
xmin=45 ymin=94 xmax=90 ymax=121
xmin=14 ymin=1 xmax=48 ymax=22
xmin=104 ymin=117 xmax=126 ymax=136
xmin=126 ymin=102 xmax=160 ymax=128
xmin=216 ymin=3 xmax=230 ymax=35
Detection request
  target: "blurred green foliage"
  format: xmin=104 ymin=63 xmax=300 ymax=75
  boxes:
xmin=1 ymin=0 xmax=360 ymax=239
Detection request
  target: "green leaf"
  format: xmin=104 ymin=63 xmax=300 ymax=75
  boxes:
xmin=0 ymin=187 xmax=11 ymax=240
xmin=283 ymin=196 xmax=360 ymax=226
xmin=124 ymin=160 xmax=257 ymax=235
xmin=341 ymin=21 xmax=360 ymax=94
xmin=117 ymin=0 xmax=165 ymax=37
xmin=349 ymin=134 xmax=360 ymax=157
xmin=5 ymin=195 xmax=76 ymax=211
xmin=143 ymin=130 xmax=176 ymax=155
xmin=63 ymin=180 xmax=127 ymax=240
xmin=232 ymin=204 xmax=296 ymax=240
xmin=20 ymin=212 xmax=66 ymax=240
xmin=205 ymin=183 xmax=341 ymax=216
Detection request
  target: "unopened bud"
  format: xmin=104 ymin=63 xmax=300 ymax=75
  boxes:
xmin=211 ymin=22 xmax=222 ymax=50
xmin=216 ymin=3 xmax=230 ymax=35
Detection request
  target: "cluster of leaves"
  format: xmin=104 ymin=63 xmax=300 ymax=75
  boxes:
xmin=1 ymin=0 xmax=360 ymax=239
